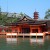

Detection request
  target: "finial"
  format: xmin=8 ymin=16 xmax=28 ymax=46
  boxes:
xmin=35 ymin=9 xmax=36 ymax=12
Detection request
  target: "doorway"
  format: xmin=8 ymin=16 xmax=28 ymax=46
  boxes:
xmin=32 ymin=29 xmax=38 ymax=33
xmin=22 ymin=28 xmax=30 ymax=33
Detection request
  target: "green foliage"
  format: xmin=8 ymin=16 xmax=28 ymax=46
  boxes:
xmin=0 ymin=13 xmax=7 ymax=25
xmin=0 ymin=11 xmax=28 ymax=26
xmin=0 ymin=12 xmax=19 ymax=25
xmin=44 ymin=9 xmax=50 ymax=19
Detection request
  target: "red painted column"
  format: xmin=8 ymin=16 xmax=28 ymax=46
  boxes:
xmin=18 ymin=27 xmax=20 ymax=34
xmin=38 ymin=27 xmax=41 ymax=33
xmin=30 ymin=26 xmax=32 ymax=33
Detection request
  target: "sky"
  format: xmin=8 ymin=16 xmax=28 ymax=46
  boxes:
xmin=0 ymin=0 xmax=50 ymax=19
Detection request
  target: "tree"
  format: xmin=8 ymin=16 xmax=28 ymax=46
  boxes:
xmin=6 ymin=13 xmax=20 ymax=23
xmin=0 ymin=11 xmax=24 ymax=25
xmin=44 ymin=9 xmax=50 ymax=19
xmin=0 ymin=12 xmax=8 ymax=25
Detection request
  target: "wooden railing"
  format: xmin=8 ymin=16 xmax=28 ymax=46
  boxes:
xmin=6 ymin=32 xmax=45 ymax=38
xmin=30 ymin=33 xmax=44 ymax=36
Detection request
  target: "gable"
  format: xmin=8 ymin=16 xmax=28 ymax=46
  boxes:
xmin=17 ymin=16 xmax=33 ymax=22
xmin=22 ymin=16 xmax=30 ymax=21
xmin=23 ymin=17 xmax=27 ymax=21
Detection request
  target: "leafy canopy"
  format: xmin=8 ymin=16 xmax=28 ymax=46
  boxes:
xmin=44 ymin=9 xmax=50 ymax=19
